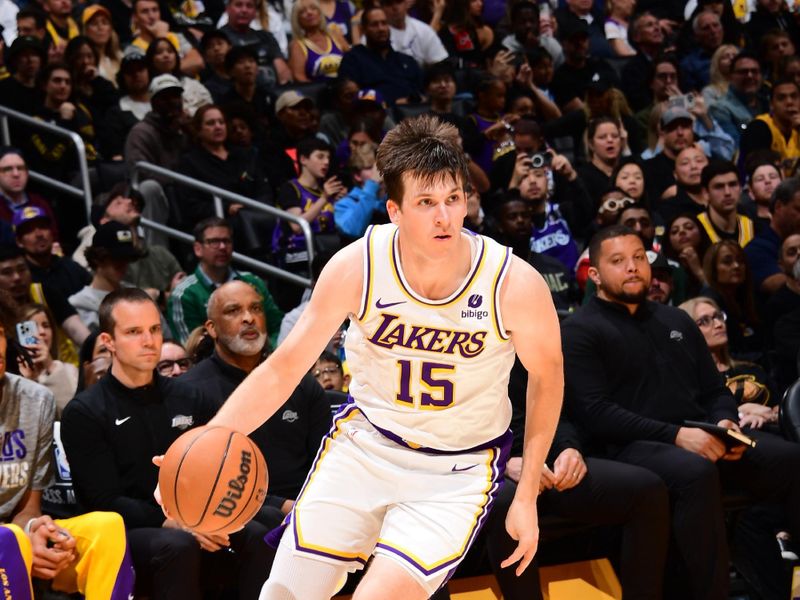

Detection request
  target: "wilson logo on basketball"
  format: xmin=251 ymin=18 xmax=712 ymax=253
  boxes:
xmin=214 ymin=450 xmax=254 ymax=517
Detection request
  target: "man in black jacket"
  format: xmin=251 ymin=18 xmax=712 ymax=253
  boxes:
xmin=181 ymin=280 xmax=331 ymax=529
xmin=61 ymin=287 xmax=272 ymax=600
xmin=562 ymin=225 xmax=800 ymax=600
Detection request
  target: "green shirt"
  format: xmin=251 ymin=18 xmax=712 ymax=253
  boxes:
xmin=168 ymin=265 xmax=284 ymax=347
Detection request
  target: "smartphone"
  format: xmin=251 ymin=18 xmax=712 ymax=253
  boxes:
xmin=16 ymin=320 xmax=38 ymax=347
xmin=667 ymin=93 xmax=695 ymax=110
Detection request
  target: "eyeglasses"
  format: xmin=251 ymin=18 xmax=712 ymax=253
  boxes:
xmin=202 ymin=237 xmax=233 ymax=247
xmin=312 ymin=366 xmax=340 ymax=377
xmin=157 ymin=358 xmax=191 ymax=374
xmin=695 ymin=310 xmax=727 ymax=328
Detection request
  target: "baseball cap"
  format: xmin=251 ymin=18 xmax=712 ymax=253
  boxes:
xmin=200 ymin=29 xmax=230 ymax=52
xmin=647 ymin=251 xmax=675 ymax=273
xmin=12 ymin=206 xmax=50 ymax=231
xmin=560 ymin=18 xmax=590 ymax=40
xmin=660 ymin=107 xmax=694 ymax=129
xmin=355 ymin=89 xmax=386 ymax=107
xmin=275 ymin=90 xmax=314 ymax=113
xmin=148 ymin=74 xmax=183 ymax=98
xmin=90 ymin=221 xmax=143 ymax=261
xmin=6 ymin=36 xmax=45 ymax=71
xmin=121 ymin=46 xmax=147 ymax=68
xmin=587 ymin=71 xmax=614 ymax=94
xmin=81 ymin=4 xmax=111 ymax=26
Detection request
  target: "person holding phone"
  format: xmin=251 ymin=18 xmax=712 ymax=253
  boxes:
xmin=16 ymin=304 xmax=78 ymax=415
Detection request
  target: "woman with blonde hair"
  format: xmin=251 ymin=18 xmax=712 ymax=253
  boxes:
xmin=289 ymin=0 xmax=350 ymax=82
xmin=702 ymin=44 xmax=738 ymax=105
xmin=82 ymin=4 xmax=123 ymax=84
xmin=16 ymin=304 xmax=79 ymax=416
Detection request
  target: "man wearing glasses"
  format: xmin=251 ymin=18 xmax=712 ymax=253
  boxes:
xmin=0 ymin=148 xmax=58 ymax=245
xmin=167 ymin=216 xmax=283 ymax=346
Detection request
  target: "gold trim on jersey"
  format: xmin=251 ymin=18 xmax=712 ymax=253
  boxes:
xmin=357 ymin=225 xmax=376 ymax=322
xmin=491 ymin=247 xmax=512 ymax=342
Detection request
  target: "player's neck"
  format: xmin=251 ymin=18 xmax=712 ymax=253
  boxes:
xmin=396 ymin=231 xmax=473 ymax=300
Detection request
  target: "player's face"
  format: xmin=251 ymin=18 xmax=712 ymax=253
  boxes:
xmin=388 ymin=173 xmax=467 ymax=255
xmin=104 ymin=301 xmax=163 ymax=373
xmin=589 ymin=234 xmax=650 ymax=305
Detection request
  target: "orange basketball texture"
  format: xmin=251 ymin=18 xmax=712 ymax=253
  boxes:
xmin=159 ymin=426 xmax=268 ymax=534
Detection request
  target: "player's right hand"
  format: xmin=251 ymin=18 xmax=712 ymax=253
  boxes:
xmin=152 ymin=455 xmax=173 ymax=519
xmin=29 ymin=517 xmax=75 ymax=579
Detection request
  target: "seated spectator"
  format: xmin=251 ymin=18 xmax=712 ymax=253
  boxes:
xmin=499 ymin=1 xmax=561 ymax=68
xmin=0 ymin=316 xmax=135 ymax=599
xmin=99 ymin=49 xmax=151 ymax=159
xmin=124 ymin=74 xmax=187 ymax=246
xmin=61 ymin=288 xmax=272 ymax=599
xmin=64 ymin=36 xmax=119 ymax=124
xmin=646 ymin=251 xmax=677 ymax=305
xmin=702 ymin=239 xmax=763 ymax=359
xmin=16 ymin=8 xmax=48 ymax=44
xmin=620 ymin=11 xmax=666 ymax=112
xmin=334 ymin=142 xmax=387 ymax=240
xmin=311 ymin=349 xmax=349 ymax=391
xmin=219 ymin=45 xmax=273 ymax=128
xmin=778 ymin=53 xmax=800 ymax=91
xmin=288 ymin=0 xmax=349 ymax=82
xmin=178 ymin=103 xmax=272 ymax=225
xmin=271 ymin=90 xmax=324 ymax=156
xmin=423 ymin=61 xmax=467 ymax=125
xmin=0 ymin=36 xmax=45 ymax=115
xmin=746 ymin=0 xmax=800 ymax=56
xmin=489 ymin=193 xmax=580 ymax=311
xmin=168 ymin=217 xmax=284 ymax=345
xmin=16 ymin=303 xmax=79 ymax=414
xmin=708 ymin=51 xmax=770 ymax=145
xmin=199 ymin=29 xmax=232 ymax=101
xmin=611 ymin=158 xmax=648 ymax=206
xmin=274 ymin=137 xmax=343 ymax=307
xmin=0 ymin=149 xmax=59 ymax=246
xmin=82 ymin=4 xmax=122 ymax=85
xmin=665 ymin=212 xmax=709 ymax=297
xmin=633 ymin=54 xmax=681 ymax=140
xmin=604 ymin=0 xmax=636 ymax=57
xmin=563 ymin=225 xmax=800 ymax=600
xmin=181 ymin=280 xmax=330 ymax=530
xmin=215 ymin=0 xmax=288 ymax=56
xmin=145 ymin=36 xmax=213 ymax=116
xmin=619 ymin=204 xmax=656 ymax=250
xmin=318 ymin=77 xmax=395 ymax=149
xmin=555 ymin=0 xmax=612 ymax=59
xmin=760 ymin=29 xmax=796 ymax=84
xmin=679 ymin=9 xmax=725 ymax=93
xmin=702 ymin=44 xmax=738 ymax=107
xmin=28 ymin=62 xmax=99 ymax=180
xmin=576 ymin=116 xmax=624 ymax=211
xmin=0 ymin=245 xmax=89 ymax=362
xmin=220 ymin=0 xmax=290 ymax=87
xmin=745 ymin=176 xmax=800 ymax=295
xmin=437 ymin=0 xmax=493 ymax=68
xmin=743 ymin=153 xmax=782 ymax=226
xmin=14 ymin=206 xmax=91 ymax=299
xmin=740 ymin=79 xmax=800 ymax=176
xmin=43 ymin=0 xmax=79 ymax=59
xmin=656 ymin=144 xmax=709 ymax=224
xmin=768 ymin=241 xmax=800 ymax=388
xmin=157 ymin=339 xmax=191 ymax=377
xmin=68 ymin=221 xmax=143 ymax=330
xmin=645 ymin=111 xmax=702 ymax=205
xmin=381 ymin=0 xmax=446 ymax=68
xmin=765 ymin=233 xmax=800 ymax=328
xmin=680 ymin=296 xmax=779 ymax=429
xmin=464 ymin=75 xmax=514 ymax=177
xmin=338 ymin=6 xmax=423 ymax=106
xmin=696 ymin=159 xmax=755 ymax=248
xmin=129 ymin=0 xmax=204 ymax=77
xmin=74 ymin=329 xmax=110 ymax=392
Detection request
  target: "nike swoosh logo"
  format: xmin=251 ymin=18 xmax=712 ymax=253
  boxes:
xmin=451 ymin=464 xmax=478 ymax=472
xmin=115 ymin=417 xmax=131 ymax=426
xmin=376 ymin=298 xmax=406 ymax=309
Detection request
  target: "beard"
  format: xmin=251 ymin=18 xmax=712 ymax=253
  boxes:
xmin=219 ymin=329 xmax=267 ymax=357
xmin=601 ymin=281 xmax=648 ymax=305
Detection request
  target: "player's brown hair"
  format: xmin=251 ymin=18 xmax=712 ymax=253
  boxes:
xmin=376 ymin=115 xmax=469 ymax=206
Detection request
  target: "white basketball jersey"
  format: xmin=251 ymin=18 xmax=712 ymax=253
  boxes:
xmin=344 ymin=224 xmax=516 ymax=451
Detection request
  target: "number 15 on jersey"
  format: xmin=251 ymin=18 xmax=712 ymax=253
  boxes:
xmin=395 ymin=360 xmax=456 ymax=410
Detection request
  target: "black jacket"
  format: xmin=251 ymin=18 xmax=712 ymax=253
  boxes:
xmin=180 ymin=353 xmax=331 ymax=508
xmin=60 ymin=371 xmax=217 ymax=529
xmin=561 ymin=297 xmax=738 ymax=452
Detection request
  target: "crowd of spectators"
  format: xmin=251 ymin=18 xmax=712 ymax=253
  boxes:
xmin=2 ymin=0 xmax=800 ymax=597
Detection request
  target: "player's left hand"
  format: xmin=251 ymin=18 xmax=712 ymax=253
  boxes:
xmin=152 ymin=455 xmax=173 ymax=519
xmin=501 ymin=497 xmax=539 ymax=576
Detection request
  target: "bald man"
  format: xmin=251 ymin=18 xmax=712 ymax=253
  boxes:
xmin=180 ymin=281 xmax=331 ymax=528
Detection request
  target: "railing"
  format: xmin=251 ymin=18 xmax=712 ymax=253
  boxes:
xmin=130 ymin=161 xmax=314 ymax=289
xmin=0 ymin=104 xmax=93 ymax=222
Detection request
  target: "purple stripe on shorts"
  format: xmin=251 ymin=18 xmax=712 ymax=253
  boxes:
xmin=0 ymin=526 xmax=33 ymax=600
xmin=264 ymin=401 xmax=359 ymax=551
xmin=110 ymin=542 xmax=136 ymax=600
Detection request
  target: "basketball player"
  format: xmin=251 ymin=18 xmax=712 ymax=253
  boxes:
xmin=164 ymin=115 xmax=564 ymax=599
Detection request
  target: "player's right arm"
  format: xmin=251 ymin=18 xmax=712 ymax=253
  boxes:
xmin=207 ymin=241 xmax=364 ymax=435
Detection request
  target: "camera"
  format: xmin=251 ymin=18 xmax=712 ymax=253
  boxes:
xmin=529 ymin=152 xmax=552 ymax=169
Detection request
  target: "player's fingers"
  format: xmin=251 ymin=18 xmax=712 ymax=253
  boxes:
xmin=152 ymin=455 xmax=164 ymax=467
xmin=500 ymin=544 xmax=526 ymax=570
xmin=516 ymin=545 xmax=538 ymax=576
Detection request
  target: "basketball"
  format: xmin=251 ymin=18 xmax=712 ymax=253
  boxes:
xmin=159 ymin=426 xmax=268 ymax=534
